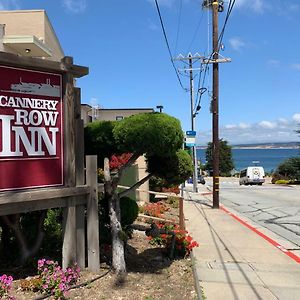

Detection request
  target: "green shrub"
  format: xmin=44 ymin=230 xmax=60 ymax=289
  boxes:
xmin=99 ymin=196 xmax=139 ymax=244
xmin=120 ymin=196 xmax=139 ymax=227
xmin=167 ymin=196 xmax=179 ymax=209
xmin=271 ymin=172 xmax=285 ymax=184
xmin=275 ymin=157 xmax=300 ymax=181
xmin=275 ymin=179 xmax=290 ymax=185
xmin=40 ymin=209 xmax=63 ymax=259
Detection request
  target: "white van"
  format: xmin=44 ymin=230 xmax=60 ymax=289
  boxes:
xmin=239 ymin=166 xmax=265 ymax=186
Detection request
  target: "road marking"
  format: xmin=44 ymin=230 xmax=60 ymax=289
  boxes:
xmin=220 ymin=205 xmax=300 ymax=264
xmin=200 ymin=192 xmax=213 ymax=196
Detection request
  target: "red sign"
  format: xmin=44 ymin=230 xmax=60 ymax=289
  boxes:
xmin=0 ymin=65 xmax=63 ymax=191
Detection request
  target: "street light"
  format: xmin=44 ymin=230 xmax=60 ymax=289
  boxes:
xmin=156 ymin=105 xmax=163 ymax=113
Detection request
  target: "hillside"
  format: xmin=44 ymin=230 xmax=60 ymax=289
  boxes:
xmin=232 ymin=142 xmax=299 ymax=149
xmin=197 ymin=142 xmax=299 ymax=149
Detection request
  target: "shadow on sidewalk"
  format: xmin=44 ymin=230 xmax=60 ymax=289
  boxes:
xmin=190 ymin=200 xmax=265 ymax=300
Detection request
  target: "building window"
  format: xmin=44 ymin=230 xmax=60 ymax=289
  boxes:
xmin=116 ymin=116 xmax=123 ymax=121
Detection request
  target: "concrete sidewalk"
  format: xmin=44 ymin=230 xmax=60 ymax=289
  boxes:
xmin=184 ymin=185 xmax=300 ymax=300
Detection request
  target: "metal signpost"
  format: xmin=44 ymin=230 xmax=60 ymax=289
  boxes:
xmin=185 ymin=130 xmax=198 ymax=192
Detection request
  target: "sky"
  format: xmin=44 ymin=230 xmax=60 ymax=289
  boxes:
xmin=1 ymin=0 xmax=299 ymax=145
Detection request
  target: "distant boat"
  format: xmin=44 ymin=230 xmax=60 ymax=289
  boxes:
xmin=10 ymin=78 xmax=60 ymax=97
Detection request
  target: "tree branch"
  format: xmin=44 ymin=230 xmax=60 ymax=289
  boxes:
xmin=118 ymin=173 xmax=153 ymax=198
xmin=112 ymin=153 xmax=140 ymax=190
xmin=1 ymin=214 xmax=29 ymax=262
xmin=104 ymin=157 xmax=113 ymax=197
xmin=118 ymin=152 xmax=140 ymax=175
xmin=29 ymin=211 xmax=46 ymax=259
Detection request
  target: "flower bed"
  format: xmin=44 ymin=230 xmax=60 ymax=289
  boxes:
xmin=148 ymin=223 xmax=199 ymax=258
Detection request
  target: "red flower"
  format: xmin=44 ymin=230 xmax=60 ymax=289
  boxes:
xmin=186 ymin=236 xmax=193 ymax=243
xmin=109 ymin=153 xmax=133 ymax=170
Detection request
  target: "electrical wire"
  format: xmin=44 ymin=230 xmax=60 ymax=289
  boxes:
xmin=218 ymin=0 xmax=236 ymax=51
xmin=174 ymin=0 xmax=183 ymax=56
xmin=154 ymin=0 xmax=187 ymax=91
xmin=194 ymin=55 xmax=211 ymax=114
xmin=194 ymin=10 xmax=212 ymax=115
xmin=186 ymin=9 xmax=205 ymax=53
xmin=194 ymin=0 xmax=236 ymax=116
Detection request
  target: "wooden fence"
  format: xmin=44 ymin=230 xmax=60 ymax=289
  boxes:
xmin=118 ymin=185 xmax=186 ymax=230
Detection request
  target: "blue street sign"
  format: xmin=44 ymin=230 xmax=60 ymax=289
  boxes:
xmin=186 ymin=130 xmax=196 ymax=136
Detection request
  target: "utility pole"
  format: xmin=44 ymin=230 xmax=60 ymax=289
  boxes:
xmin=212 ymin=0 xmax=220 ymax=208
xmin=202 ymin=0 xmax=230 ymax=208
xmin=174 ymin=53 xmax=203 ymax=193
xmin=188 ymin=54 xmax=198 ymax=193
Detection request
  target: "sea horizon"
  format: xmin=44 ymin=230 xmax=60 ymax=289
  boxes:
xmin=196 ymin=141 xmax=299 ymax=150
xmin=196 ymin=148 xmax=299 ymax=173
xmin=197 ymin=146 xmax=299 ymax=150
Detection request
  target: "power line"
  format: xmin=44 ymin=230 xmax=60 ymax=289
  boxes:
xmin=186 ymin=9 xmax=205 ymax=53
xmin=218 ymin=0 xmax=236 ymax=50
xmin=154 ymin=0 xmax=187 ymax=90
xmin=174 ymin=0 xmax=183 ymax=56
xmin=194 ymin=54 xmax=211 ymax=114
xmin=194 ymin=9 xmax=212 ymax=115
xmin=194 ymin=0 xmax=236 ymax=115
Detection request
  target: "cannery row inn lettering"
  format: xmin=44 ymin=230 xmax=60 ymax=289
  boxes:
xmin=0 ymin=95 xmax=60 ymax=158
xmin=0 ymin=95 xmax=59 ymax=110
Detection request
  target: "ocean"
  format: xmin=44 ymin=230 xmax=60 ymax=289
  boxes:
xmin=196 ymin=148 xmax=299 ymax=173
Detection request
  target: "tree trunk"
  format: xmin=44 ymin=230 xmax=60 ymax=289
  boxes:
xmin=1 ymin=211 xmax=46 ymax=264
xmin=109 ymin=193 xmax=126 ymax=274
xmin=104 ymin=158 xmax=126 ymax=274
xmin=0 ymin=220 xmax=11 ymax=258
xmin=118 ymin=173 xmax=153 ymax=198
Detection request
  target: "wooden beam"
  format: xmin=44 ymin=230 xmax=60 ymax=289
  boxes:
xmin=63 ymin=56 xmax=76 ymax=187
xmin=75 ymin=93 xmax=85 ymax=186
xmin=63 ymin=199 xmax=77 ymax=269
xmin=86 ymin=156 xmax=100 ymax=272
xmin=0 ymin=52 xmax=88 ymax=78
xmin=0 ymin=186 xmax=89 ymax=205
xmin=0 ymin=195 xmax=87 ymax=216
xmin=138 ymin=213 xmax=178 ymax=224
xmin=76 ymin=205 xmax=86 ymax=269
xmin=118 ymin=185 xmax=181 ymax=198
xmin=74 ymin=87 xmax=86 ymax=269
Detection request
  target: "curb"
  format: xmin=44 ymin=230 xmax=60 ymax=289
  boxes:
xmin=183 ymin=190 xmax=203 ymax=300
xmin=190 ymin=250 xmax=203 ymax=300
xmin=196 ymin=184 xmax=300 ymax=264
xmin=220 ymin=205 xmax=300 ymax=264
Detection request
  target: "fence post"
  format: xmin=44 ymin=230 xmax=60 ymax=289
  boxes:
xmin=74 ymin=87 xmax=85 ymax=269
xmin=62 ymin=56 xmax=76 ymax=187
xmin=86 ymin=155 xmax=100 ymax=272
xmin=62 ymin=199 xmax=77 ymax=269
xmin=179 ymin=197 xmax=185 ymax=230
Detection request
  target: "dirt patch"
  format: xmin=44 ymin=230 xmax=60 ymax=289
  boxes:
xmin=8 ymin=199 xmax=198 ymax=299
xmin=10 ymin=231 xmax=197 ymax=300
xmin=70 ymin=232 xmax=197 ymax=300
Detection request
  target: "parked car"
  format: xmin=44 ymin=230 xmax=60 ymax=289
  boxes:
xmin=239 ymin=166 xmax=265 ymax=185
xmin=198 ymin=176 xmax=206 ymax=185
xmin=187 ymin=177 xmax=193 ymax=184
xmin=187 ymin=176 xmax=206 ymax=185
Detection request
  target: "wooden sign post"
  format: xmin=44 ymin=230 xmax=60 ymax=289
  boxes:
xmin=0 ymin=51 xmax=100 ymax=272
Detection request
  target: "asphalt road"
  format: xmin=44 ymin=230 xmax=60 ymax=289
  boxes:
xmin=205 ymin=177 xmax=300 ymax=250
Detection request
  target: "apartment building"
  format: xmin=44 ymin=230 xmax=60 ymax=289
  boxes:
xmin=0 ymin=10 xmax=64 ymax=61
